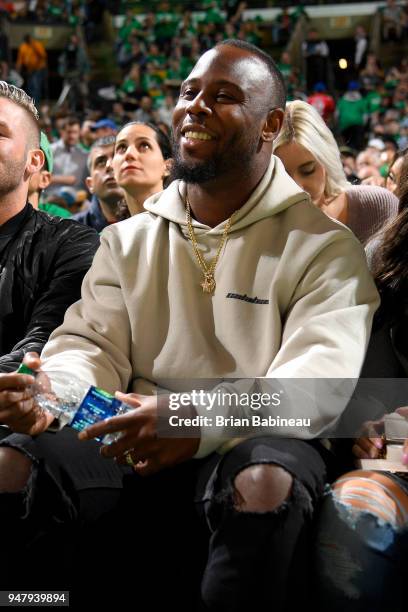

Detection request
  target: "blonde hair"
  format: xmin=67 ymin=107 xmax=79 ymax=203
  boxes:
xmin=274 ymin=100 xmax=349 ymax=199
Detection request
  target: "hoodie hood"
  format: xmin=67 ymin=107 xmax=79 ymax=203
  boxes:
xmin=143 ymin=156 xmax=309 ymax=235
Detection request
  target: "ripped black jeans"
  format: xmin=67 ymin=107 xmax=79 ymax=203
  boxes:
xmin=0 ymin=429 xmax=330 ymax=610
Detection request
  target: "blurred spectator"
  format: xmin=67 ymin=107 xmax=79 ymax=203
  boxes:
xmin=336 ymin=80 xmax=367 ymax=151
xmin=57 ymin=32 xmax=90 ymax=112
xmin=72 ymin=135 xmax=124 ymax=231
xmin=79 ymin=119 xmax=96 ymax=153
xmin=134 ymin=95 xmax=155 ymax=123
xmin=302 ymin=29 xmax=329 ymax=92
xmin=1 ymin=60 xmax=23 ymax=87
xmin=381 ymin=0 xmax=404 ymax=41
xmin=45 ymin=116 xmax=89 ymax=198
xmin=154 ymin=1 xmax=178 ymax=51
xmin=356 ymin=147 xmax=382 ymax=174
xmin=0 ymin=15 xmax=10 ymax=65
xmin=118 ymin=62 xmax=143 ymax=108
xmin=156 ymin=93 xmax=175 ymax=129
xmin=307 ymin=82 xmax=335 ymax=125
xmin=118 ymin=37 xmax=147 ymax=72
xmin=29 ymin=131 xmax=72 ymax=218
xmin=359 ymin=53 xmax=384 ymax=91
xmin=16 ymin=33 xmax=47 ymax=103
xmin=339 ymin=146 xmax=360 ymax=184
xmin=272 ymin=7 xmax=292 ymax=46
xmin=399 ymin=117 xmax=408 ymax=149
xmin=90 ymin=118 xmax=118 ymax=140
xmin=354 ymin=25 xmax=368 ymax=74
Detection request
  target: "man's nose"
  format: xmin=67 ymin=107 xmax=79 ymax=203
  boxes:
xmin=185 ymin=92 xmax=212 ymax=116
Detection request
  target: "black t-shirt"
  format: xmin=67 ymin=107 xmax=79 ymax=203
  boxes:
xmin=0 ymin=203 xmax=30 ymax=261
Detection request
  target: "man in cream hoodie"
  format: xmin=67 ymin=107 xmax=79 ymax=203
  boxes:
xmin=0 ymin=41 xmax=378 ymax=609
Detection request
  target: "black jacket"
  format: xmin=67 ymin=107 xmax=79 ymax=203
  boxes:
xmin=72 ymin=196 xmax=109 ymax=233
xmin=0 ymin=204 xmax=99 ymax=372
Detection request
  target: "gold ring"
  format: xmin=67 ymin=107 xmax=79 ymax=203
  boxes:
xmin=124 ymin=450 xmax=135 ymax=467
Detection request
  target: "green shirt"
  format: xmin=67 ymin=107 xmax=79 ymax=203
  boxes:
xmin=365 ymin=91 xmax=382 ymax=114
xmin=337 ymin=96 xmax=367 ymax=131
xmin=39 ymin=203 xmax=72 ymax=218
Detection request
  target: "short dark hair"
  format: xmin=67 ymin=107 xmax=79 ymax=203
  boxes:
xmin=215 ymin=39 xmax=286 ymax=110
xmin=63 ymin=116 xmax=81 ymax=129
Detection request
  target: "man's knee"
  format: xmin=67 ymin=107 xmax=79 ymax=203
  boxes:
xmin=233 ymin=464 xmax=293 ymax=513
xmin=0 ymin=447 xmax=32 ymax=493
xmin=331 ymin=470 xmax=408 ymax=529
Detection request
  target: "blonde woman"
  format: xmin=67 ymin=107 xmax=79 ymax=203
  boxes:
xmin=274 ymin=100 xmax=398 ymax=243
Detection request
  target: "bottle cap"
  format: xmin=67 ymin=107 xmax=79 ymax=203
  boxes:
xmin=17 ymin=363 xmax=35 ymax=376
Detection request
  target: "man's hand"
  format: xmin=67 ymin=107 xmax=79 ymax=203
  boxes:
xmin=395 ymin=407 xmax=408 ymax=466
xmin=0 ymin=352 xmax=54 ymax=435
xmin=78 ymin=392 xmax=200 ymax=476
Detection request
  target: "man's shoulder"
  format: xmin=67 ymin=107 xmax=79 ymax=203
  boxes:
xmin=32 ymin=208 xmax=99 ymax=245
xmin=104 ymin=211 xmax=156 ymax=238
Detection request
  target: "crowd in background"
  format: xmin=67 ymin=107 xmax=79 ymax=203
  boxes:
xmin=0 ymin=4 xmax=407 ymax=608
xmin=0 ymin=0 xmax=406 ymax=217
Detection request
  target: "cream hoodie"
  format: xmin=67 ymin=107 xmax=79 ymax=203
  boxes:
xmin=42 ymin=157 xmax=379 ymax=457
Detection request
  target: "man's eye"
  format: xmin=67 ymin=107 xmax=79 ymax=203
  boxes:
xmin=217 ymin=93 xmax=234 ymax=101
xmin=182 ymin=89 xmax=195 ymax=98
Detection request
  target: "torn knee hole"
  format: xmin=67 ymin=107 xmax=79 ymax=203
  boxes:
xmin=232 ymin=464 xmax=293 ymax=513
xmin=0 ymin=447 xmax=33 ymax=493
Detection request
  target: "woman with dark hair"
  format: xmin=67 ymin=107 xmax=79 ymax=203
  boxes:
xmin=313 ymin=149 xmax=408 ymax=611
xmin=112 ymin=121 xmax=172 ymax=217
xmin=385 ymin=147 xmax=407 ymax=195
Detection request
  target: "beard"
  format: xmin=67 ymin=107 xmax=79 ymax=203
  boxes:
xmin=0 ymin=154 xmax=27 ymax=198
xmin=170 ymin=129 xmax=260 ymax=184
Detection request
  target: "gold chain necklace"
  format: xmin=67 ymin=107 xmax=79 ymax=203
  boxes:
xmin=185 ymin=196 xmax=235 ymax=294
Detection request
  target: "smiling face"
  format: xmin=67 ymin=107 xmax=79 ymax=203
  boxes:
xmin=171 ymin=44 xmax=282 ymax=184
xmin=275 ymin=141 xmax=327 ymax=206
xmin=112 ymin=123 xmax=168 ymax=197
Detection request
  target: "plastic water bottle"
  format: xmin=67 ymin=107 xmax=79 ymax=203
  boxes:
xmin=17 ymin=363 xmax=130 ymax=443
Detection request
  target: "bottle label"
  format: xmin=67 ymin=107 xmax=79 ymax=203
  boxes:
xmin=70 ymin=386 xmax=123 ymax=441
xmin=17 ymin=363 xmax=36 ymax=376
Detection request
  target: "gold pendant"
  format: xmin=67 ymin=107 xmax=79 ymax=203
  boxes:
xmin=201 ymin=274 xmax=216 ymax=294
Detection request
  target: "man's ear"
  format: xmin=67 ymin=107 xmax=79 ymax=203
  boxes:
xmin=262 ymin=108 xmax=285 ymax=143
xmin=85 ymin=176 xmax=94 ymax=193
xmin=27 ymin=148 xmax=45 ymax=175
xmin=38 ymin=170 xmax=51 ymax=190
xmin=163 ymin=158 xmax=173 ymax=177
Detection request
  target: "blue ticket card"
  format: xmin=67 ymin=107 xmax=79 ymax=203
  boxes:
xmin=70 ymin=386 xmax=123 ymax=441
